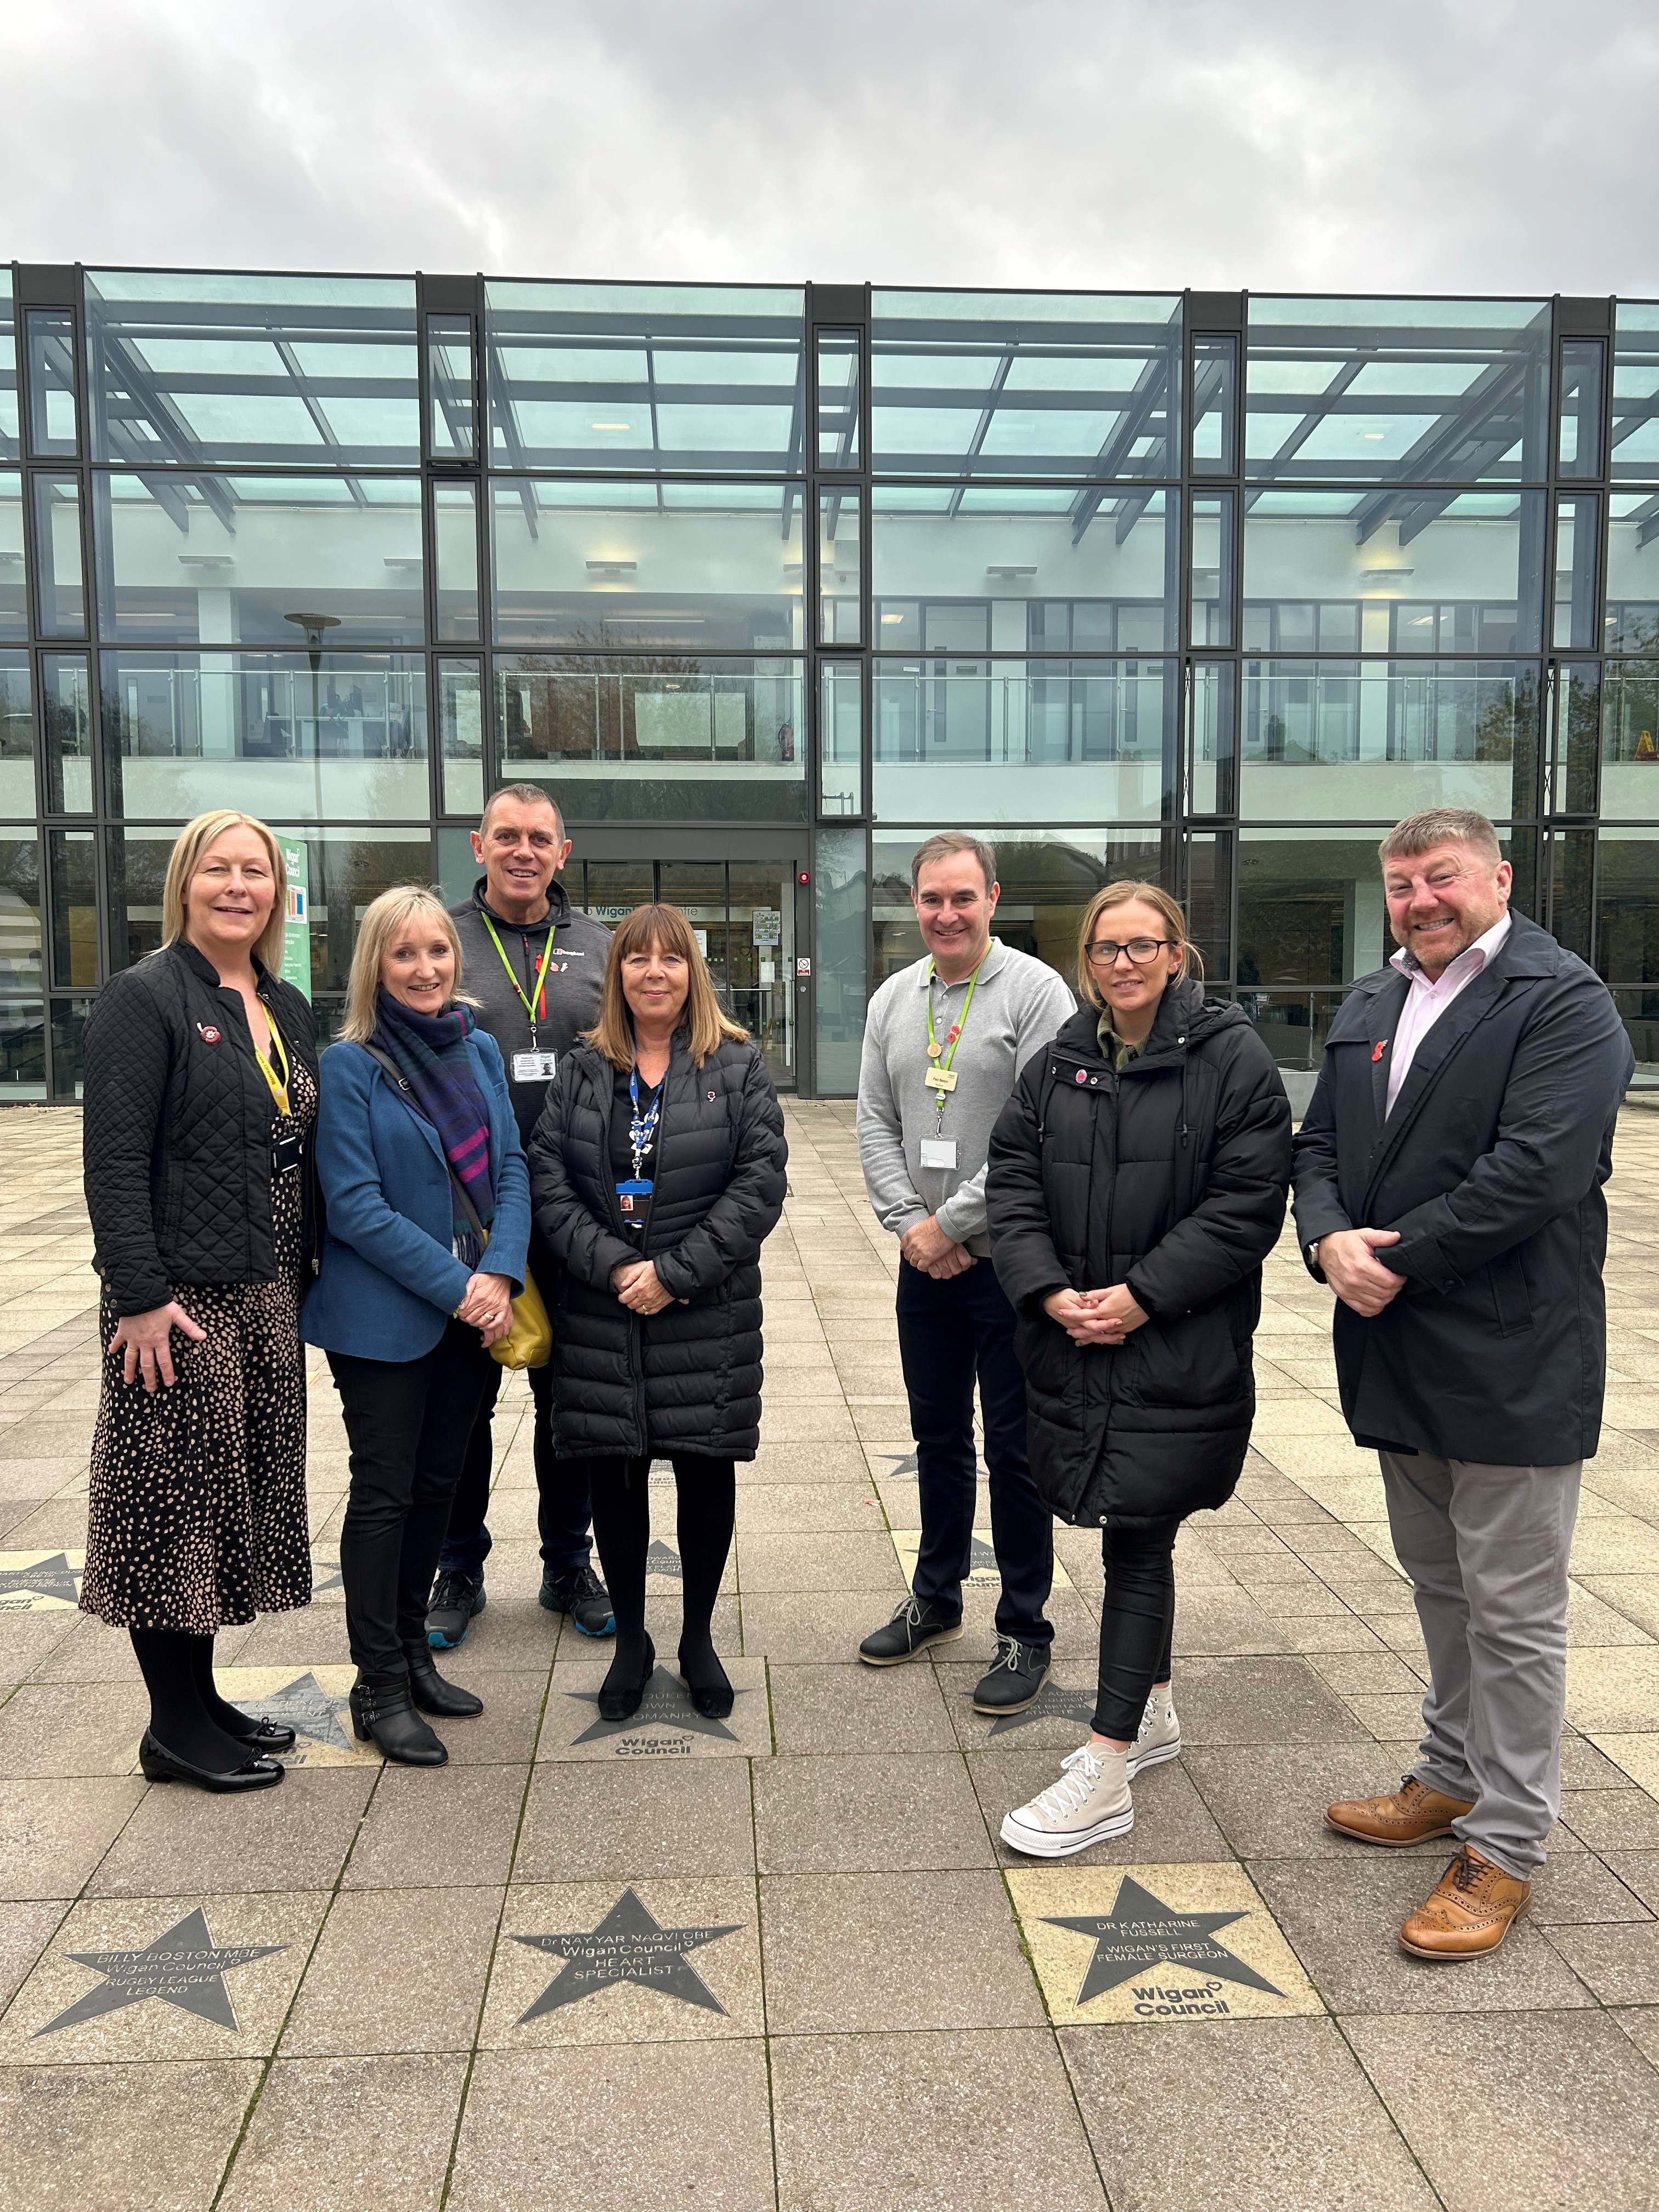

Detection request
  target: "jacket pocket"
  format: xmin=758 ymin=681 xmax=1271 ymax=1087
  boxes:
xmin=1486 ymin=1250 xmax=1533 ymax=1336
xmin=1121 ymin=1303 xmax=1243 ymax=1410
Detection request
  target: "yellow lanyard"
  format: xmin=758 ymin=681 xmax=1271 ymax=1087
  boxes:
xmin=481 ymin=912 xmax=558 ymax=1045
xmin=255 ymin=1009 xmax=291 ymax=1119
xmin=924 ymin=955 xmax=985 ymax=1113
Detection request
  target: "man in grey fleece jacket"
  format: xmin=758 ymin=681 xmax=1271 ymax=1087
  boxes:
xmin=856 ymin=832 xmax=1076 ymax=1713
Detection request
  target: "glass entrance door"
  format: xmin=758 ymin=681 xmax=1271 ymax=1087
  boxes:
xmin=574 ymin=856 xmax=799 ymax=1090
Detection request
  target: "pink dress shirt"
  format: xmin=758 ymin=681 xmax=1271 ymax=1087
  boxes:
xmin=1384 ymin=912 xmax=1513 ymax=1116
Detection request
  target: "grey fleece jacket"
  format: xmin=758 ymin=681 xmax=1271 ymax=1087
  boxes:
xmin=450 ymin=877 xmax=612 ymax=1149
xmin=857 ymin=939 xmax=1076 ymax=1257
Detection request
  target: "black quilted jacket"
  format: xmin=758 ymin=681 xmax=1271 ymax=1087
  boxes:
xmin=528 ymin=1033 xmax=788 ymax=1459
xmin=82 ymin=940 xmax=320 ymax=1316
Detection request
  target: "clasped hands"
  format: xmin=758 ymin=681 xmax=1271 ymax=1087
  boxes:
xmin=456 ymin=1271 xmax=515 ymax=1346
xmin=1316 ymin=1227 xmax=1406 ymax=1318
xmin=1042 ymin=1284 xmax=1149 ymax=1345
xmin=610 ymin=1259 xmax=678 ymax=1314
xmin=900 ymin=1215 xmax=976 ymax=1280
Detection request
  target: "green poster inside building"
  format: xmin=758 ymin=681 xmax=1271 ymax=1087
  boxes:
xmin=280 ymin=841 xmax=312 ymax=1001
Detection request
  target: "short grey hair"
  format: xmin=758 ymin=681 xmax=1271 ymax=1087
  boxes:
xmin=910 ymin=830 xmax=997 ymax=894
xmin=1379 ymin=808 xmax=1502 ymax=868
xmin=480 ymin=783 xmax=566 ymax=842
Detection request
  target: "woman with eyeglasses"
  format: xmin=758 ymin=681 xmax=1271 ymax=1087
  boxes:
xmin=985 ymin=881 xmax=1291 ymax=1857
xmin=529 ymin=905 xmax=787 ymax=1722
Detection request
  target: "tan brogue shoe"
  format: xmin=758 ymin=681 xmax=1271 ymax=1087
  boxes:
xmin=1325 ymin=1774 xmax=1475 ymax=1847
xmin=1399 ymin=1846 xmax=1531 ymax=1960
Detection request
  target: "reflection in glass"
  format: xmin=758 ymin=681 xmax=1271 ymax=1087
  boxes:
xmin=819 ymin=487 xmax=861 ymax=645
xmin=1611 ymin=303 xmax=1659 ymax=481
xmin=725 ymin=861 xmax=797 ymax=1088
xmin=426 ymin=314 xmax=476 ymax=460
xmin=438 ymin=658 xmax=486 ymax=819
xmin=1242 ymin=489 xmax=1545 ymax=654
xmin=100 ymin=651 xmax=428 ymax=822
xmin=0 ymin=473 xmax=25 ymax=637
xmin=1600 ymin=659 xmax=1659 ymax=819
xmin=433 ymin=479 xmax=481 ymax=639
xmin=33 ymin=477 xmax=86 ymax=635
xmin=870 ymin=290 xmax=1182 ymax=478
xmin=819 ymin=661 xmax=864 ymax=817
xmin=93 ymin=472 xmax=424 ymax=645
xmin=815 ymin=826 xmax=867 ymax=1093
xmin=1558 ymin=341 xmax=1605 ymax=479
xmin=1548 ymin=826 xmax=1594 ymax=959
xmin=84 ymin=269 xmax=419 ymax=468
xmin=491 ymin=479 xmax=804 ymax=650
xmin=0 ymin=652 xmax=33 ymax=817
xmin=486 ymin=281 xmax=805 ymax=472
xmin=1189 ymin=491 xmax=1233 ymax=646
xmin=1245 ymin=297 xmax=1550 ymax=483
xmin=50 ymin=997 xmax=94 ymax=1101
xmin=1189 ymin=661 xmax=1235 ymax=816
xmin=1596 ymin=832 xmax=1659 ymax=990
xmin=1551 ymin=662 xmax=1600 ymax=815
xmin=1191 ymin=336 xmax=1237 ymax=474
xmin=1239 ymin=831 xmax=1416 ymax=991
xmin=48 ymin=829 xmax=98 ymax=986
xmin=0 ymin=834 xmax=42 ymax=989
xmin=0 ymin=274 xmax=16 ymax=458
xmin=1186 ymin=830 xmax=1232 ymax=983
xmin=0 ymin=1000 xmax=44 ymax=1097
xmin=26 ymin=311 xmax=78 ymax=458
xmin=1605 ymin=492 xmax=1659 ymax=653
xmin=873 ymin=486 xmax=1175 ymax=652
xmin=42 ymin=655 xmax=93 ymax=814
xmin=816 ymin=330 xmax=861 ymax=468
xmin=1240 ymin=659 xmax=1538 ymax=820
xmin=872 ymin=826 xmax=1164 ymax=985
xmin=1553 ymin=494 xmax=1601 ymax=650
xmin=494 ymin=655 xmax=805 ymax=823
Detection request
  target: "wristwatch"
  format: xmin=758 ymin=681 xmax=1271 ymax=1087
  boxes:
xmin=1305 ymin=1237 xmax=1324 ymax=1269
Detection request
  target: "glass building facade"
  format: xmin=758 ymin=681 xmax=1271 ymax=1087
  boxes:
xmin=1 ymin=266 xmax=1654 ymax=1101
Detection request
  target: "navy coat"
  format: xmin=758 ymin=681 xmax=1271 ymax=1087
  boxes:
xmin=1291 ymin=912 xmax=1634 ymax=1465
xmin=302 ymin=1030 xmax=530 ymax=1362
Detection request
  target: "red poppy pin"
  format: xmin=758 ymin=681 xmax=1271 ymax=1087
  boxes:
xmin=1372 ymin=1040 xmax=1387 ymax=1063
xmin=198 ymin=1024 xmax=222 ymax=1045
xmin=1075 ymin=1068 xmax=1088 ymax=1083
xmin=707 ymin=1090 xmax=717 ymax=1102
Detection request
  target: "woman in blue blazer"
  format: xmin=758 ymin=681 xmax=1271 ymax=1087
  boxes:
xmin=304 ymin=886 xmax=530 ymax=1764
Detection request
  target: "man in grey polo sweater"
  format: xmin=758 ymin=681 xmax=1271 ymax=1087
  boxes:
xmin=856 ymin=832 xmax=1076 ymax=1713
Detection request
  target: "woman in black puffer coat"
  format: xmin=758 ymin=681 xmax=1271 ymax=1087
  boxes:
xmin=987 ymin=882 xmax=1290 ymax=1859
xmin=530 ymin=903 xmax=787 ymax=1724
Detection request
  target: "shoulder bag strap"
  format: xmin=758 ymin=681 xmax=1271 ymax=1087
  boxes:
xmin=360 ymin=1043 xmax=490 ymax=1249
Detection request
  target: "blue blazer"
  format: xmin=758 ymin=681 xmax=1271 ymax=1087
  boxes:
xmin=301 ymin=1030 xmax=531 ymax=1362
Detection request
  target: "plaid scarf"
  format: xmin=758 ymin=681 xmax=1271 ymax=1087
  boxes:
xmin=371 ymin=991 xmax=496 ymax=1265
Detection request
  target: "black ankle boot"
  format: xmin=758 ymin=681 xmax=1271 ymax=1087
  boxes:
xmin=404 ymin=1644 xmax=483 ymax=1719
xmin=598 ymin=1633 xmax=656 ymax=1723
xmin=678 ymin=1634 xmax=733 ymax=1719
xmin=349 ymin=1672 xmax=447 ymax=1765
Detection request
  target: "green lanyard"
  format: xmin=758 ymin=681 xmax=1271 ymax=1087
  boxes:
xmin=480 ymin=912 xmax=558 ymax=1046
xmin=924 ymin=954 xmax=985 ymax=1116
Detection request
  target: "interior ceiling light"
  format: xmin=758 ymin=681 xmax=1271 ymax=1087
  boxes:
xmin=586 ymin=559 xmax=637 ymax=575
xmin=986 ymin=565 xmax=1037 ymax=579
xmin=591 ymin=421 xmax=632 ymax=431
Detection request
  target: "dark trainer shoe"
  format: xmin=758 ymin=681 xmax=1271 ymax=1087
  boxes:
xmin=426 ymin=1567 xmax=486 ymax=1651
xmin=859 ymin=1595 xmax=963 ymax=1666
xmin=540 ymin=1564 xmax=616 ymax=1637
xmin=973 ymin=1634 xmax=1051 ymax=1714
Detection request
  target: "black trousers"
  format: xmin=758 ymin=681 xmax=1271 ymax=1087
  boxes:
xmin=329 ymin=1319 xmax=495 ymax=1677
xmin=571 ymin=1453 xmax=736 ymax=1656
xmin=437 ymin=1357 xmax=594 ymax=1581
xmin=1093 ymin=1514 xmax=1180 ymax=1739
xmin=896 ymin=1257 xmax=1054 ymax=1645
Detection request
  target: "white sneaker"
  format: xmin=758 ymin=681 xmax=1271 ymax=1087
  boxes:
xmin=1000 ymin=1745 xmax=1134 ymax=1858
xmin=1127 ymin=1685 xmax=1181 ymax=1779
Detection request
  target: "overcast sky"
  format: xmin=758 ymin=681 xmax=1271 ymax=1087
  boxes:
xmin=4 ymin=0 xmax=1656 ymax=296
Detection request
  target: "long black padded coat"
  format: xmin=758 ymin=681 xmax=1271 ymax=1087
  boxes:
xmin=529 ymin=1033 xmax=788 ymax=1460
xmin=986 ymin=982 xmax=1292 ymax=1527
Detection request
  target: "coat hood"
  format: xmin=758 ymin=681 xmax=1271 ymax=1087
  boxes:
xmin=1056 ymin=977 xmax=1250 ymax=1064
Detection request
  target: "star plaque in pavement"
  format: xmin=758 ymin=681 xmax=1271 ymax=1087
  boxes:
xmin=985 ymin=1678 xmax=1098 ymax=1739
xmin=247 ymin=1670 xmax=354 ymax=1751
xmin=567 ymin=1663 xmax=746 ymax=1745
xmin=1043 ymin=1876 xmax=1285 ymax=2007
xmin=645 ymin=1538 xmax=683 ymax=1580
xmin=36 ymin=1908 xmax=286 ymax=2036
xmin=0 ymin=1552 xmax=81 ymax=1607
xmin=512 ymin=1887 xmax=740 ymax=2019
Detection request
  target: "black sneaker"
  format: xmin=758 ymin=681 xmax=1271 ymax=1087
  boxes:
xmin=540 ymin=1564 xmax=616 ymax=1637
xmin=972 ymin=1634 xmax=1051 ymax=1714
xmin=859 ymin=1595 xmax=964 ymax=1666
xmin=426 ymin=1567 xmax=485 ymax=1650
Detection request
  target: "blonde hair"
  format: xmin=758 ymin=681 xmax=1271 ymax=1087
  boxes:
xmin=1076 ymin=879 xmax=1202 ymax=1008
xmin=585 ymin=903 xmax=748 ymax=1070
xmin=162 ymin=811 xmax=288 ymax=973
xmin=338 ymin=886 xmax=478 ymax=1042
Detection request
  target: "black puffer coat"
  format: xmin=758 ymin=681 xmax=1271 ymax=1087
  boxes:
xmin=987 ymin=983 xmax=1291 ymax=1526
xmin=529 ymin=1034 xmax=788 ymax=1459
xmin=83 ymin=940 xmax=320 ymax=1316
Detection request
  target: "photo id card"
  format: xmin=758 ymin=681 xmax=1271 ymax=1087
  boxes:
xmin=512 ymin=1050 xmax=558 ymax=1084
xmin=919 ymin=1137 xmax=958 ymax=1169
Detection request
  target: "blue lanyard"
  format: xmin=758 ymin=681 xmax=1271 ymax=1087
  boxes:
xmin=627 ymin=1066 xmax=662 ymax=1183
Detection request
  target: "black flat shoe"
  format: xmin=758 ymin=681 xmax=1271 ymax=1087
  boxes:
xmin=678 ymin=1639 xmax=734 ymax=1720
xmin=225 ymin=1713 xmax=298 ymax=1753
xmin=138 ymin=1729 xmax=285 ymax=1793
xmin=404 ymin=1644 xmax=483 ymax=1720
xmin=598 ymin=1634 xmax=655 ymax=1723
xmin=349 ymin=1674 xmax=447 ymax=1765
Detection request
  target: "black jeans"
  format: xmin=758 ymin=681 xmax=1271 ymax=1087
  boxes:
xmin=330 ymin=1319 xmax=496 ymax=1677
xmin=1093 ymin=1515 xmax=1180 ymax=1739
xmin=896 ymin=1257 xmax=1054 ymax=1645
xmin=437 ymin=1357 xmax=594 ymax=1582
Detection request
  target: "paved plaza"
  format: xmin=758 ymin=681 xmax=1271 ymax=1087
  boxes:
xmin=2 ymin=1101 xmax=1659 ymax=2209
